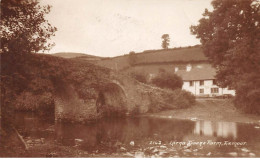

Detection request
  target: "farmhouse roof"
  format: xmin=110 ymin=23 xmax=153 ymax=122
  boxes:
xmin=176 ymin=65 xmax=216 ymax=81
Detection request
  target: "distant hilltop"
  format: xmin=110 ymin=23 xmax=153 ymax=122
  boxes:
xmin=51 ymin=52 xmax=103 ymax=60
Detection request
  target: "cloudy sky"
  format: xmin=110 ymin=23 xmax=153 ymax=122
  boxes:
xmin=41 ymin=0 xmax=212 ymax=57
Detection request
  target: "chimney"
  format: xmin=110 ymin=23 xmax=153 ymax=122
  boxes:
xmin=175 ymin=67 xmax=179 ymax=72
xmin=186 ymin=64 xmax=192 ymax=72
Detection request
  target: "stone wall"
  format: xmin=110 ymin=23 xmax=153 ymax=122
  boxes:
xmin=54 ymin=84 xmax=100 ymax=123
xmin=54 ymin=72 xmax=177 ymax=123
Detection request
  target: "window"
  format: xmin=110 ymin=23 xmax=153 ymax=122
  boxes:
xmin=189 ymin=81 xmax=194 ymax=86
xmin=213 ymin=79 xmax=217 ymax=85
xmin=211 ymin=88 xmax=219 ymax=93
xmin=200 ymin=89 xmax=204 ymax=94
xmin=200 ymin=80 xmax=204 ymax=86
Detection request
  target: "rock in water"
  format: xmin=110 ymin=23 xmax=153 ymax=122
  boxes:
xmin=184 ymin=149 xmax=192 ymax=153
xmin=75 ymin=139 xmax=84 ymax=146
xmin=26 ymin=140 xmax=33 ymax=144
xmin=41 ymin=138 xmax=45 ymax=144
xmin=124 ymin=152 xmax=134 ymax=157
xmin=120 ymin=147 xmax=127 ymax=152
xmin=228 ymin=152 xmax=238 ymax=157
xmin=160 ymin=145 xmax=167 ymax=149
xmin=249 ymin=153 xmax=256 ymax=157
xmin=153 ymin=148 xmax=159 ymax=153
xmin=75 ymin=138 xmax=83 ymax=142
xmin=130 ymin=141 xmax=135 ymax=146
xmin=159 ymin=151 xmax=170 ymax=157
xmin=134 ymin=152 xmax=144 ymax=158
xmin=241 ymin=148 xmax=250 ymax=153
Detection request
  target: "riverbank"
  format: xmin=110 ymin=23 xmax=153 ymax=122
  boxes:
xmin=2 ymin=113 xmax=260 ymax=158
xmin=1 ymin=98 xmax=260 ymax=158
xmin=143 ymin=98 xmax=260 ymax=124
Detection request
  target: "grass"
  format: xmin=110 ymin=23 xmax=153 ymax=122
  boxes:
xmin=145 ymin=99 xmax=260 ymax=123
xmin=94 ymin=45 xmax=207 ymax=70
xmin=50 ymin=52 xmax=102 ymax=59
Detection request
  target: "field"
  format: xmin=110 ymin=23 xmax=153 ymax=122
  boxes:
xmin=92 ymin=45 xmax=207 ymax=71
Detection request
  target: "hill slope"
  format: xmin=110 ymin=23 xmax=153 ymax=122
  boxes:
xmin=51 ymin=52 xmax=102 ymax=60
xmin=94 ymin=45 xmax=207 ymax=70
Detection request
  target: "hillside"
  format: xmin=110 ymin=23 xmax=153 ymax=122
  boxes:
xmin=51 ymin=52 xmax=103 ymax=60
xmin=94 ymin=45 xmax=207 ymax=70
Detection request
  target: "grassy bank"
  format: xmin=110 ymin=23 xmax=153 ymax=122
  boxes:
xmin=144 ymin=99 xmax=260 ymax=124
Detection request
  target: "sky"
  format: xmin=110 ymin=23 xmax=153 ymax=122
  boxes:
xmin=40 ymin=0 xmax=212 ymax=57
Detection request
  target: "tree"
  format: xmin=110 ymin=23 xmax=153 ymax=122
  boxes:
xmin=0 ymin=0 xmax=57 ymax=147
xmin=190 ymin=0 xmax=260 ymax=114
xmin=161 ymin=34 xmax=170 ymax=49
xmin=128 ymin=51 xmax=137 ymax=65
xmin=1 ymin=0 xmax=57 ymax=55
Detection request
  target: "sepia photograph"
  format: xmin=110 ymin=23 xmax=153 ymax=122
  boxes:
xmin=0 ymin=0 xmax=260 ymax=158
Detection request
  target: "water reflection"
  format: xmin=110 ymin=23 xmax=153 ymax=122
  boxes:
xmin=193 ymin=121 xmax=237 ymax=139
xmin=55 ymin=117 xmax=195 ymax=150
xmin=13 ymin=112 xmax=260 ymax=156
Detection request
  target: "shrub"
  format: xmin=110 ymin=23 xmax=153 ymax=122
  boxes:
xmin=128 ymin=51 xmax=137 ymax=65
xmin=151 ymin=71 xmax=183 ymax=90
xmin=166 ymin=89 xmax=196 ymax=109
xmin=130 ymin=72 xmax=147 ymax=83
xmin=15 ymin=91 xmax=54 ymax=115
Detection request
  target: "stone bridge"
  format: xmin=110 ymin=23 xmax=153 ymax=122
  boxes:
xmin=54 ymin=72 xmax=175 ymax=123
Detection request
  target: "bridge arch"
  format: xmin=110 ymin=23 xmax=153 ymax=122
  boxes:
xmin=96 ymin=83 xmax=127 ymax=117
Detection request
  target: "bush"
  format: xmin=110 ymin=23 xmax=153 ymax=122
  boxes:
xmin=166 ymin=89 xmax=196 ymax=109
xmin=128 ymin=51 xmax=137 ymax=66
xmin=130 ymin=72 xmax=147 ymax=83
xmin=151 ymin=71 xmax=183 ymax=90
xmin=15 ymin=91 xmax=54 ymax=115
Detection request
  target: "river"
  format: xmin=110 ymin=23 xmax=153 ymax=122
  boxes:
xmin=13 ymin=112 xmax=260 ymax=157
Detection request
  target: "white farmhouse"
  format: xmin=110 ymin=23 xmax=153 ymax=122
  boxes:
xmin=176 ymin=64 xmax=235 ymax=97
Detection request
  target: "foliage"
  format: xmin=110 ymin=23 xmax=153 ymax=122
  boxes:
xmin=151 ymin=71 xmax=183 ymax=90
xmin=190 ymin=0 xmax=260 ymax=114
xmin=164 ymin=89 xmax=196 ymax=109
xmin=1 ymin=53 xmax=111 ymax=112
xmin=1 ymin=0 xmax=57 ymax=116
xmin=128 ymin=51 xmax=137 ymax=65
xmin=1 ymin=0 xmax=57 ymax=54
xmin=233 ymin=73 xmax=260 ymax=114
xmin=171 ymin=89 xmax=196 ymax=109
xmin=130 ymin=72 xmax=147 ymax=83
xmin=15 ymin=91 xmax=54 ymax=112
xmin=161 ymin=34 xmax=170 ymax=49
